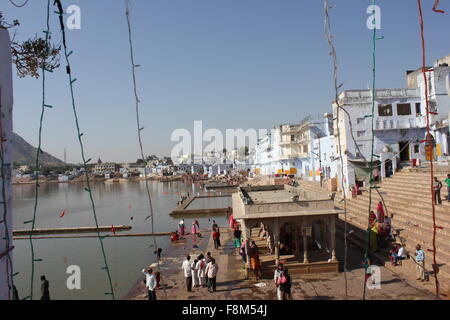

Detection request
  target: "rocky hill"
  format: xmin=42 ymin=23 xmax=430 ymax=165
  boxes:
xmin=12 ymin=132 xmax=65 ymax=167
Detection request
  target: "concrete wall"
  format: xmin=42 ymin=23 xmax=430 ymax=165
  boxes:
xmin=0 ymin=27 xmax=13 ymax=300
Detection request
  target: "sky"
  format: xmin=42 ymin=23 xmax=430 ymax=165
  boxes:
xmin=1 ymin=0 xmax=450 ymax=164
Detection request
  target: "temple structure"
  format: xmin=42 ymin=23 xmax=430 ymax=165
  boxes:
xmin=232 ymin=184 xmax=344 ymax=275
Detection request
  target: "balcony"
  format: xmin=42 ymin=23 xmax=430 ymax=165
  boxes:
xmin=374 ymin=116 xmax=427 ymax=130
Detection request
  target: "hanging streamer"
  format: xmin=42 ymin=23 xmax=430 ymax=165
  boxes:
xmin=362 ymin=0 xmax=383 ymax=301
xmin=53 ymin=0 xmax=116 ymax=299
xmin=24 ymin=0 xmax=52 ymax=300
xmin=124 ymin=0 xmax=168 ymax=299
xmin=417 ymin=0 xmax=441 ymax=298
xmin=432 ymin=0 xmax=445 ymax=13
xmin=323 ymin=0 xmax=348 ymax=300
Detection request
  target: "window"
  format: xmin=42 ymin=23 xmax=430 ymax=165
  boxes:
xmin=356 ymin=144 xmax=364 ymax=158
xmin=415 ymin=103 xmax=421 ymax=114
xmin=378 ymin=104 xmax=393 ymax=116
xmin=290 ymin=135 xmax=295 ymax=142
xmin=303 ymin=145 xmax=308 ymax=153
xmin=397 ymin=103 xmax=411 ymax=116
xmin=357 ymin=131 xmax=366 ymax=138
xmin=357 ymin=117 xmax=365 ymax=125
xmin=414 ymin=145 xmax=420 ymax=153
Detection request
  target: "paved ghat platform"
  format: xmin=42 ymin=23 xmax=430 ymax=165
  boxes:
xmin=126 ymin=226 xmax=438 ymax=300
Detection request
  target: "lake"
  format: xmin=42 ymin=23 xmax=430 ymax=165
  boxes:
xmin=12 ymin=180 xmax=230 ymax=300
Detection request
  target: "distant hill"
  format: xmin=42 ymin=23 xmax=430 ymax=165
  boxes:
xmin=12 ymin=132 xmax=65 ymax=167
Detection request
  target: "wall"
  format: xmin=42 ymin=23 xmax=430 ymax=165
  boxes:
xmin=0 ymin=27 xmax=13 ymax=300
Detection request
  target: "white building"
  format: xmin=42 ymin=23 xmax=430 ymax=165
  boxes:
xmin=334 ymin=55 xmax=450 ymax=194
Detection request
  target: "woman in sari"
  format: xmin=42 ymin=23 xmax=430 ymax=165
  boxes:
xmin=191 ymin=220 xmax=199 ymax=235
xmin=370 ymin=222 xmax=380 ymax=252
xmin=249 ymin=241 xmax=261 ymax=280
xmin=376 ymin=201 xmax=385 ymax=223
xmin=179 ymin=219 xmax=186 ymax=236
xmin=369 ymin=211 xmax=377 ymax=227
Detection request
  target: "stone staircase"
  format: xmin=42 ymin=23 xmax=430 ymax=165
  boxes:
xmin=300 ymin=172 xmax=450 ymax=295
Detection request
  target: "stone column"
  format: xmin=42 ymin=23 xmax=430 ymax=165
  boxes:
xmin=302 ymin=218 xmax=309 ymax=264
xmin=294 ymin=223 xmax=301 ymax=262
xmin=330 ymin=215 xmax=337 ymax=262
xmin=273 ymin=218 xmax=280 ymax=265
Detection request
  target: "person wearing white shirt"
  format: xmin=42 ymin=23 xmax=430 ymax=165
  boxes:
xmin=205 ymin=258 xmax=219 ymax=293
xmin=142 ymin=268 xmax=157 ymax=300
xmin=394 ymin=245 xmax=407 ymax=265
xmin=196 ymin=255 xmax=207 ymax=287
xmin=182 ymin=255 xmax=194 ymax=292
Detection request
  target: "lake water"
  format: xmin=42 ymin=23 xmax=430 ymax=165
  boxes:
xmin=12 ymin=180 xmax=230 ymax=300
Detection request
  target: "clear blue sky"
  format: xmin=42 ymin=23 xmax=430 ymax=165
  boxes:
xmin=2 ymin=0 xmax=450 ymax=163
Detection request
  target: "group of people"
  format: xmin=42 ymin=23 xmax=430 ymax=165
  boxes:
xmin=432 ymin=175 xmax=450 ymax=205
xmin=176 ymin=219 xmax=200 ymax=237
xmin=369 ymin=201 xmax=394 ymax=251
xmin=182 ymin=252 xmax=219 ymax=293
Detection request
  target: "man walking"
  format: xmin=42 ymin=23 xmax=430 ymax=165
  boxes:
xmin=433 ymin=177 xmax=443 ymax=205
xmin=182 ymin=255 xmax=194 ymax=292
xmin=40 ymin=275 xmax=50 ymax=300
xmin=205 ymin=258 xmax=219 ymax=293
xmin=142 ymin=267 xmax=157 ymax=300
xmin=415 ymin=244 xmax=426 ymax=282
xmin=445 ymin=174 xmax=450 ymax=202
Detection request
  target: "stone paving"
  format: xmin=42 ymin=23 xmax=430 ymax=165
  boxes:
xmin=127 ymin=226 xmax=438 ymax=300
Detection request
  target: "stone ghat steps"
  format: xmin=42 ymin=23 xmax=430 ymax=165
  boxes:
xmin=335 ymin=218 xmax=450 ymax=293
xmin=336 ymin=210 xmax=450 ymax=279
xmin=345 ymin=199 xmax=450 ymax=243
xmin=340 ymin=203 xmax=450 ymax=261
xmin=349 ymin=194 xmax=450 ymax=231
xmin=356 ymin=191 xmax=450 ymax=216
xmin=337 ymin=203 xmax=450 ymax=264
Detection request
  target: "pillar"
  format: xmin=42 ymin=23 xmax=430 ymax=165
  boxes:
xmin=294 ymin=223 xmax=301 ymax=262
xmin=301 ymin=217 xmax=310 ymax=264
xmin=242 ymin=220 xmax=251 ymax=268
xmin=330 ymin=215 xmax=337 ymax=262
xmin=273 ymin=218 xmax=280 ymax=265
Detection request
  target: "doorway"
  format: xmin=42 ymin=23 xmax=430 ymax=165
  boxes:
xmin=399 ymin=142 xmax=410 ymax=161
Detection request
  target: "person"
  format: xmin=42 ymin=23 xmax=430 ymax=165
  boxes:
xmin=40 ymin=275 xmax=50 ymax=300
xmin=205 ymin=252 xmax=212 ymax=264
xmin=142 ymin=268 xmax=157 ymax=300
xmin=179 ymin=219 xmax=186 ymax=236
xmin=171 ymin=231 xmax=179 ymax=242
xmin=267 ymin=234 xmax=274 ymax=254
xmin=274 ymin=263 xmax=286 ymax=300
xmin=415 ymin=244 xmax=426 ymax=282
xmin=211 ymin=220 xmax=218 ymax=231
xmin=182 ymin=255 xmax=194 ymax=292
xmin=213 ymin=227 xmax=221 ymax=250
xmin=369 ymin=223 xmax=379 ymax=252
xmin=239 ymin=242 xmax=247 ymax=265
xmin=233 ymin=226 xmax=242 ymax=248
xmin=445 ymin=174 xmax=450 ymax=202
xmin=384 ymin=214 xmax=394 ymax=240
xmin=389 ymin=243 xmax=400 ymax=265
xmin=394 ymin=244 xmax=407 ymax=266
xmin=205 ymin=258 xmax=219 ymax=293
xmin=191 ymin=220 xmax=199 ymax=235
xmin=433 ymin=177 xmax=443 ymax=205
xmin=249 ymin=241 xmax=261 ymax=280
xmin=369 ymin=210 xmax=377 ymax=227
xmin=13 ymin=285 xmax=19 ymax=300
xmin=196 ymin=254 xmax=207 ymax=287
xmin=154 ymin=248 xmax=162 ymax=260
xmin=376 ymin=201 xmax=385 ymax=223
xmin=192 ymin=258 xmax=200 ymax=288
